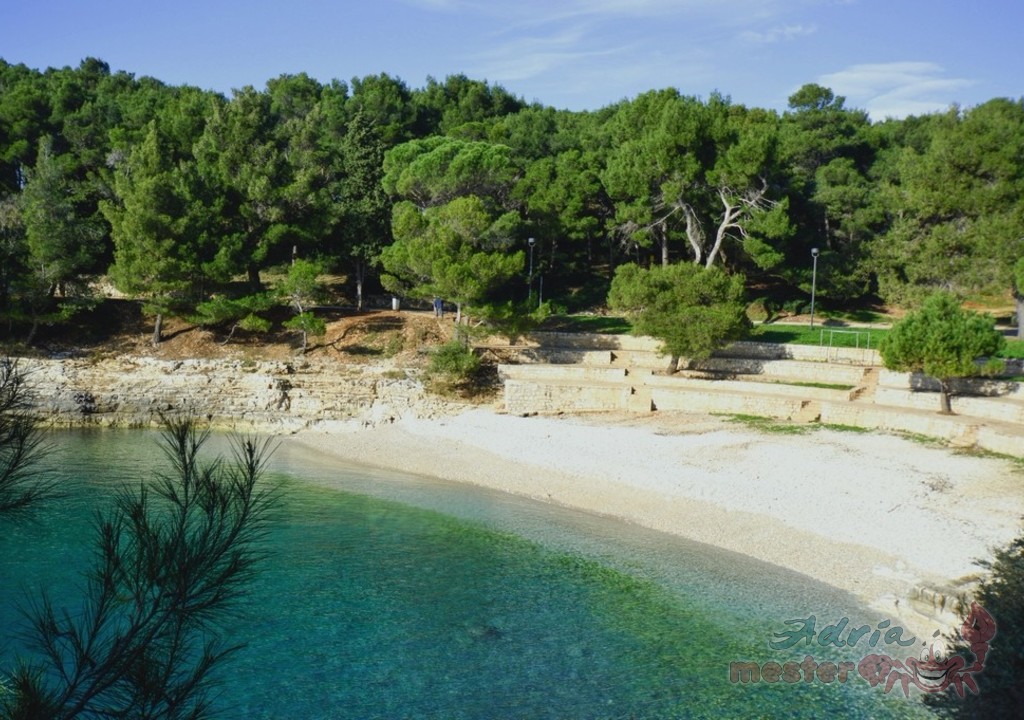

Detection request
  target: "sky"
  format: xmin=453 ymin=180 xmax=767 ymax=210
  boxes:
xmin=2 ymin=0 xmax=1021 ymax=120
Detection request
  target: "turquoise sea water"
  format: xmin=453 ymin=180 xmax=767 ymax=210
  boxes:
xmin=0 ymin=429 xmax=933 ymax=719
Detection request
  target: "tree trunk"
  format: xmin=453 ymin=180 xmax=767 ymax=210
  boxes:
xmin=667 ymin=355 xmax=680 ymax=375
xmin=1016 ymin=294 xmax=1023 ymax=339
xmin=355 ymin=260 xmax=366 ymax=312
xmin=706 ymin=191 xmax=742 ymax=269
xmin=152 ymin=313 xmax=164 ymax=346
xmin=938 ymin=379 xmax=953 ymax=415
xmin=659 ymin=221 xmax=670 ymax=267
xmin=26 ymin=317 xmax=39 ymax=346
xmin=247 ymin=264 xmax=262 ymax=292
xmin=682 ymin=204 xmax=704 ymax=265
xmin=455 ymin=302 xmax=462 ymax=324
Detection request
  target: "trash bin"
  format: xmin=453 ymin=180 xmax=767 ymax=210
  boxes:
xmin=391 ymin=297 xmax=400 ymax=311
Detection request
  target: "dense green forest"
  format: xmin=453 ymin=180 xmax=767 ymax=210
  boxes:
xmin=1 ymin=57 xmax=1022 ymax=345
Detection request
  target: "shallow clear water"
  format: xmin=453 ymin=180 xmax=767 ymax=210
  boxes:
xmin=0 ymin=429 xmax=932 ymax=719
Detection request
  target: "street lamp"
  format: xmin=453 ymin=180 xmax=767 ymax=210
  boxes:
xmin=809 ymin=247 xmax=819 ymax=329
xmin=527 ymin=237 xmax=536 ymax=301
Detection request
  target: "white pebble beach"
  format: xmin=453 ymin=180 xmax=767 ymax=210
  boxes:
xmin=284 ymin=408 xmax=1024 ymax=637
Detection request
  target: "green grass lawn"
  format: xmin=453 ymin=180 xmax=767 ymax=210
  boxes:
xmin=749 ymin=323 xmax=889 ymax=349
xmin=542 ymin=313 xmax=1024 ymax=360
xmin=539 ymin=314 xmax=633 ymax=334
xmin=748 ymin=324 xmax=1024 ymax=359
xmin=1002 ymin=338 xmax=1024 ymax=359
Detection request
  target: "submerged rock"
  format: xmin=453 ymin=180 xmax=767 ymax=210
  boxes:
xmin=467 ymin=623 xmax=504 ymax=642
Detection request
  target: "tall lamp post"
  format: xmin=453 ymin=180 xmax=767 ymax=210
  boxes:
xmin=809 ymin=247 xmax=819 ymax=329
xmin=527 ymin=237 xmax=536 ymax=302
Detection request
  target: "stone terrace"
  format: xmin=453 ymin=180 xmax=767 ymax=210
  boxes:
xmin=495 ymin=332 xmax=1024 ymax=457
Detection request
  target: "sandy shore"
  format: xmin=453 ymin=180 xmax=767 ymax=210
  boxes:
xmin=284 ymin=408 xmax=1024 ymax=635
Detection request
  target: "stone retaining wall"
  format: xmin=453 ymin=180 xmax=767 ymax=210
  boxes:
xmin=642 ymin=373 xmax=854 ymax=402
xmin=717 ymin=339 xmax=881 ymax=366
xmin=499 ymin=364 xmax=633 ymax=382
xmin=502 ymin=379 xmax=633 ymax=415
xmin=879 ymin=369 xmax=1024 ymax=398
xmin=873 ymin=386 xmax=1024 ymax=424
xmin=690 ymin=357 xmax=871 ymax=385
xmin=646 ymin=386 xmax=808 ymax=418
xmin=816 ymin=402 xmax=1022 ymax=456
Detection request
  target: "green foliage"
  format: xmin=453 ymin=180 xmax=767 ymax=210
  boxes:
xmin=21 ymin=138 xmax=100 ymax=288
xmin=872 ymin=100 xmax=1024 ymax=305
xmin=1013 ymin=257 xmax=1024 ymax=297
xmin=346 ymin=73 xmax=417 ymax=146
xmin=5 ymin=58 xmax=1024 ymax=332
xmin=0 ymin=359 xmax=54 ymax=515
xmin=1002 ymin=339 xmax=1024 ymax=359
xmin=750 ymin=324 xmax=889 ymax=349
xmin=283 ymin=311 xmax=326 ymax=341
xmin=335 ymin=110 xmax=391 ymax=310
xmin=15 ymin=137 xmax=100 ymax=341
xmin=0 ymin=418 xmax=277 ymax=718
xmin=238 ymin=313 xmax=273 ymax=334
xmin=426 ymin=339 xmax=482 ymax=391
xmin=880 ymin=292 xmax=1006 ymax=412
xmin=770 ymin=380 xmax=855 ymax=391
xmin=277 ymin=258 xmax=327 ymax=313
xmin=193 ymin=86 xmax=303 ymax=287
xmin=880 ymin=292 xmax=1006 ymax=380
xmin=382 ymin=137 xmax=519 ymax=210
xmin=380 ymin=134 xmax=525 ymax=315
xmin=413 ymin=74 xmax=525 ymax=136
xmin=539 ymin=314 xmax=633 ymax=335
xmin=924 ymin=531 xmax=1024 ymax=716
xmin=478 ymin=299 xmax=552 ymax=345
xmin=607 ymin=262 xmax=750 ymax=365
xmin=379 ymin=197 xmax=523 ymax=311
xmin=781 ymin=84 xmax=876 ymax=302
xmin=718 ymin=413 xmax=812 ymax=435
xmin=102 ymin=120 xmax=213 ymax=343
xmin=192 ymin=293 xmax=275 ymax=341
xmin=276 ymin=259 xmax=328 ymax=352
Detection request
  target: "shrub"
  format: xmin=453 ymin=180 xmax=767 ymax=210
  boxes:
xmin=426 ymin=340 xmax=481 ymax=390
xmin=925 ymin=531 xmax=1024 ymax=716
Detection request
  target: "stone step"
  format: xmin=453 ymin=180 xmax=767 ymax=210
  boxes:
xmin=793 ymin=400 xmax=822 ymax=423
xmin=626 ymin=386 xmax=655 ymax=413
xmin=873 ymin=386 xmax=1024 ymax=424
xmin=645 ymin=384 xmax=807 ymax=419
xmin=642 ymin=374 xmax=855 ymax=402
xmin=691 ymin=357 xmax=871 ymax=386
xmin=498 ymin=364 xmax=630 ymax=382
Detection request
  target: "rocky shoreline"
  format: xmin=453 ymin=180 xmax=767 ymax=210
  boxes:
xmin=19 ymin=354 xmax=464 ymax=432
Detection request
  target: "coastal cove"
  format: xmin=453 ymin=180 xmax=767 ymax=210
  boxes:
xmin=15 ymin=340 xmax=1024 ymax=637
xmin=8 ymin=335 xmax=1024 ymax=714
xmin=2 ymin=428 xmax=937 ymax=718
xmin=17 ymin=346 xmax=1024 ymax=640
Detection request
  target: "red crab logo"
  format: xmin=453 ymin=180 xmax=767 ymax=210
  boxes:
xmin=858 ymin=602 xmax=996 ymax=697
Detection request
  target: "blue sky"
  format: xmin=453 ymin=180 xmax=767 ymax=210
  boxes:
xmin=2 ymin=0 xmax=1020 ymax=120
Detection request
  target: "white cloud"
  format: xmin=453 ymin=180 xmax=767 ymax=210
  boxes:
xmin=471 ymin=28 xmax=627 ymax=83
xmin=819 ymin=62 xmax=974 ymax=119
xmin=400 ymin=0 xmax=815 ymax=109
xmin=740 ymin=24 xmax=816 ymax=44
xmin=401 ymin=0 xmax=783 ymax=25
xmin=397 ymin=0 xmax=464 ymax=10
